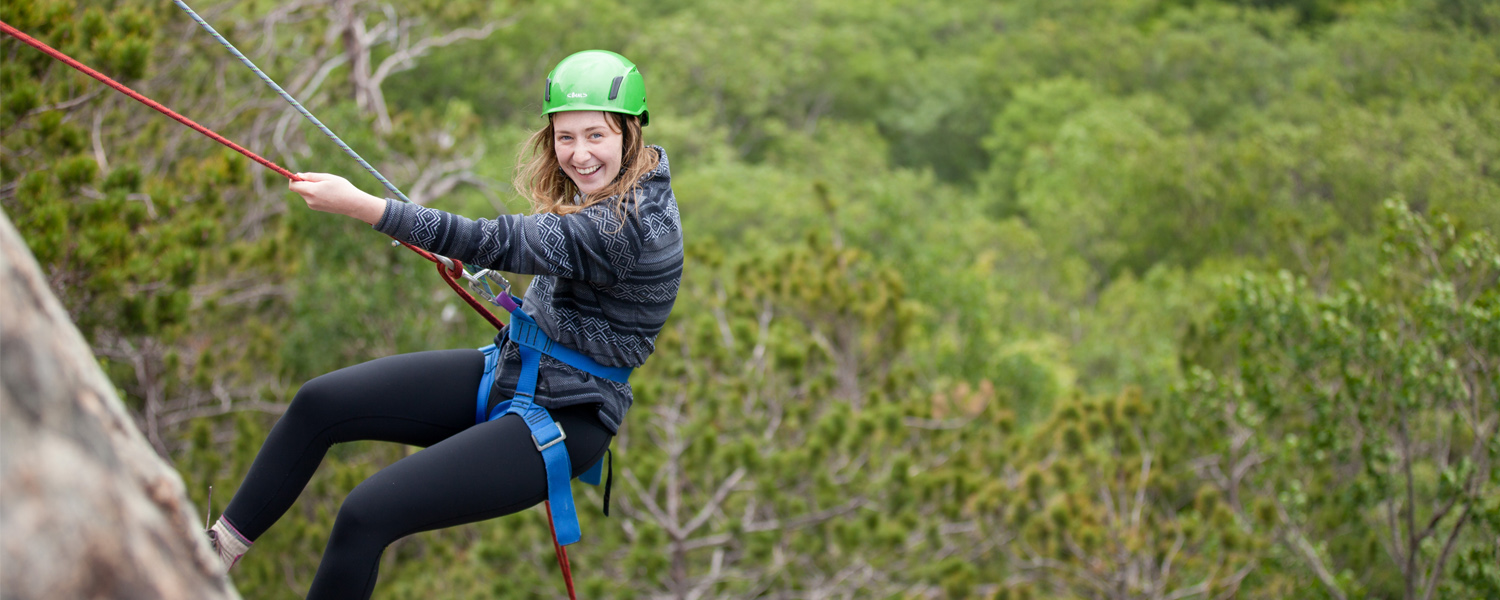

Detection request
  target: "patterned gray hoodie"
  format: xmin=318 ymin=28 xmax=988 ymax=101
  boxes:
xmin=374 ymin=146 xmax=681 ymax=432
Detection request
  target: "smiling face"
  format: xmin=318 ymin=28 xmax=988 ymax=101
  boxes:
xmin=552 ymin=111 xmax=624 ymax=196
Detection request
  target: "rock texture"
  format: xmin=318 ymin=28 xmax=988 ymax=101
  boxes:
xmin=0 ymin=209 xmax=239 ymax=600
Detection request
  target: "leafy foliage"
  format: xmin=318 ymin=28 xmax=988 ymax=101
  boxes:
xmin=4 ymin=0 xmax=1498 ymax=597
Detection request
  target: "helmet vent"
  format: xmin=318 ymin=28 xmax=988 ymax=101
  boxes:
xmin=545 ymin=78 xmax=552 ymax=102
xmin=609 ymin=76 xmax=624 ymax=101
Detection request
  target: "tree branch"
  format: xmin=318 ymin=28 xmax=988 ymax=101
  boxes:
xmin=1276 ymin=499 xmax=1350 ymax=600
xmin=368 ymin=20 xmax=511 ymax=89
xmin=22 ymin=87 xmax=105 ymax=117
xmin=1419 ymin=504 xmax=1473 ymax=600
xmin=681 ymin=467 xmax=747 ymax=535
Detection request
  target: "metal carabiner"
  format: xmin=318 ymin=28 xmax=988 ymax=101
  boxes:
xmin=462 ymin=267 xmax=512 ymax=304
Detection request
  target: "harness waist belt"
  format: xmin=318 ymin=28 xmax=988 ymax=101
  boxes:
xmin=508 ymin=317 xmax=633 ymax=383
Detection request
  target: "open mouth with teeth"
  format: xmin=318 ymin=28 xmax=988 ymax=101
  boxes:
xmin=575 ymin=164 xmax=602 ymax=176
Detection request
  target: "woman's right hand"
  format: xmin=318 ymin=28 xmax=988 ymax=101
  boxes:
xmin=288 ymin=173 xmax=387 ymax=225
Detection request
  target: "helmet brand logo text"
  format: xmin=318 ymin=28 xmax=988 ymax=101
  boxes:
xmin=567 ymin=92 xmax=588 ymax=98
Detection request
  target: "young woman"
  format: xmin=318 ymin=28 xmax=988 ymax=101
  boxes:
xmin=206 ymin=50 xmax=681 ymax=599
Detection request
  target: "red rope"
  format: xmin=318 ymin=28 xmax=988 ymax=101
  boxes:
xmin=1 ymin=19 xmax=506 ymax=332
xmin=543 ymin=501 xmax=579 ymax=600
xmin=407 ymin=243 xmax=508 ymax=331
xmin=1 ymin=20 xmax=298 ymax=182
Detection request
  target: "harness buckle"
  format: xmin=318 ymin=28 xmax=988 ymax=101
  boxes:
xmin=534 ymin=423 xmax=567 ymax=452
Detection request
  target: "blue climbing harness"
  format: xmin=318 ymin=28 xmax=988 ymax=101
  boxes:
xmin=474 ymin=298 xmax=627 ymax=546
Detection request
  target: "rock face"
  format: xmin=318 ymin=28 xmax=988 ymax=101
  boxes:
xmin=0 ymin=210 xmax=239 ymax=600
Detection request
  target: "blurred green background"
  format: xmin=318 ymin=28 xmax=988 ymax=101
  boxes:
xmin=2 ymin=0 xmax=1496 ymax=597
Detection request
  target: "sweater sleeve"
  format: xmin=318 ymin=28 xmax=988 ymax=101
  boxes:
xmin=374 ymin=199 xmax=641 ymax=285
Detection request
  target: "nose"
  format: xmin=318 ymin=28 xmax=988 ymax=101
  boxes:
xmin=571 ymin=146 xmax=593 ymax=166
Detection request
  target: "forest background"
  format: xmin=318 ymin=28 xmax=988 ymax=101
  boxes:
xmin=2 ymin=0 xmax=1497 ymax=598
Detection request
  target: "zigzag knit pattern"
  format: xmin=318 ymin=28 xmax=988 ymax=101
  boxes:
xmin=375 ymin=147 xmax=682 ymax=432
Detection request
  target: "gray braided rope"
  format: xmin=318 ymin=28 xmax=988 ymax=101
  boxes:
xmin=172 ymin=0 xmax=414 ymax=205
xmin=174 ymin=0 xmax=519 ymax=299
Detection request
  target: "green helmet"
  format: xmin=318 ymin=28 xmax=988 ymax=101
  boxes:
xmin=543 ymin=50 xmax=649 ymax=126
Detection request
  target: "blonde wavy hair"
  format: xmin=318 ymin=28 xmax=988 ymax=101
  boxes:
xmin=513 ymin=112 xmax=659 ymax=219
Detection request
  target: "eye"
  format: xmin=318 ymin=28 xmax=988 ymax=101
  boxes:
xmin=589 ymin=132 xmax=604 ymax=139
xmin=558 ymin=135 xmax=572 ymax=142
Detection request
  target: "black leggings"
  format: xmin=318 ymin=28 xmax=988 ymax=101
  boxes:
xmin=221 ymin=349 xmax=612 ymax=600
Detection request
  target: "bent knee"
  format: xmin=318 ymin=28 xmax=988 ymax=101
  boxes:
xmin=331 ymin=482 xmax=408 ymax=543
xmin=332 ymin=491 xmax=378 ymax=533
xmin=284 ymin=373 xmax=347 ymax=426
